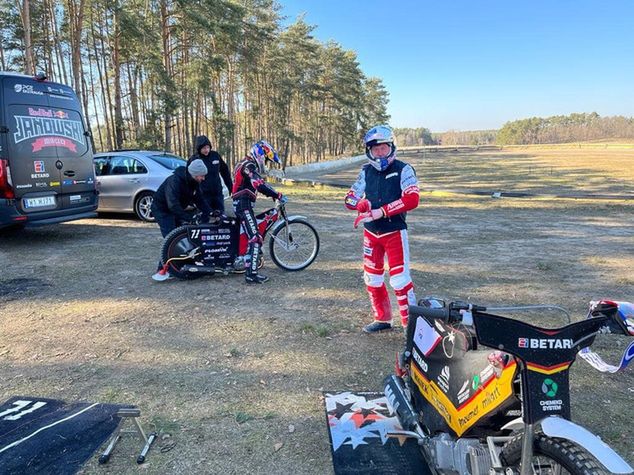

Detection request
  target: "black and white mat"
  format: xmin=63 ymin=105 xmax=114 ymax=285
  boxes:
xmin=324 ymin=391 xmax=432 ymax=475
xmin=0 ymin=396 xmax=131 ymax=474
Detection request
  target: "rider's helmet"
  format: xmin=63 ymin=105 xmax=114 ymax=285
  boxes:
xmin=247 ymin=140 xmax=281 ymax=175
xmin=364 ymin=125 xmax=397 ymax=171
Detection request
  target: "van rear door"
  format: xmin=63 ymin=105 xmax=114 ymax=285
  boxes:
xmin=2 ymin=76 xmax=63 ymax=212
xmin=46 ymin=84 xmax=96 ymax=210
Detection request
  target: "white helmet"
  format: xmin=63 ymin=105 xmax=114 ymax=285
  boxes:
xmin=247 ymin=140 xmax=280 ymax=175
xmin=364 ymin=125 xmax=396 ymax=171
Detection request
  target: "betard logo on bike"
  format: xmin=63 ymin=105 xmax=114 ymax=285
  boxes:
xmin=517 ymin=337 xmax=573 ymax=349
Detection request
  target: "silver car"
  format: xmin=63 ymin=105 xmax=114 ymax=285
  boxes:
xmin=93 ymin=150 xmax=187 ymax=221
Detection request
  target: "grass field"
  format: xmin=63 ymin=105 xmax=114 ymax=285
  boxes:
xmin=310 ymin=144 xmax=634 ymax=198
xmin=0 ymin=146 xmax=633 ymax=474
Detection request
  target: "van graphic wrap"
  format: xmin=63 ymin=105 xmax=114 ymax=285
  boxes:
xmin=13 ymin=113 xmax=84 ymax=153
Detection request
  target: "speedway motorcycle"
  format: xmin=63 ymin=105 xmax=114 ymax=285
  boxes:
xmin=384 ymin=298 xmax=634 ymax=474
xmin=159 ymin=200 xmax=319 ymax=279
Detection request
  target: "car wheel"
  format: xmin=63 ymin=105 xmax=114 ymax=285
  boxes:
xmin=134 ymin=191 xmax=155 ymax=222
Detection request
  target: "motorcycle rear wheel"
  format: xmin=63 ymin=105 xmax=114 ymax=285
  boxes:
xmin=161 ymin=226 xmax=203 ymax=280
xmin=500 ymin=432 xmax=610 ymax=475
xmin=268 ymin=218 xmax=319 ymax=271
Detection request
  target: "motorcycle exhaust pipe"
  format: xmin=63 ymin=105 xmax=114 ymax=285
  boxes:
xmin=384 ymin=374 xmax=419 ymax=432
xmin=181 ymin=264 xmax=216 ymax=275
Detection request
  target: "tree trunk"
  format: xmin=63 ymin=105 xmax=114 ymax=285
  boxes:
xmin=66 ymin=0 xmax=86 ymax=105
xmin=17 ymin=0 xmax=35 ymax=74
xmin=127 ymin=62 xmax=140 ymax=140
xmin=160 ymin=0 xmax=172 ymax=151
xmin=112 ymin=2 xmax=124 ymax=149
xmin=92 ymin=5 xmax=113 ymax=150
xmin=48 ymin=0 xmax=69 ymax=84
xmin=88 ymin=64 xmax=104 ymax=151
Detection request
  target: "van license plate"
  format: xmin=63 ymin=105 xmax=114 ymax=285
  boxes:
xmin=24 ymin=196 xmax=56 ymax=208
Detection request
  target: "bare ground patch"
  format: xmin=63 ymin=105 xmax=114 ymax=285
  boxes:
xmin=1 ymin=183 xmax=633 ymax=474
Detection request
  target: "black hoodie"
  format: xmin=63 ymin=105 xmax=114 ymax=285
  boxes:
xmin=186 ymin=135 xmax=233 ymax=210
xmin=151 ymin=166 xmax=210 ymax=222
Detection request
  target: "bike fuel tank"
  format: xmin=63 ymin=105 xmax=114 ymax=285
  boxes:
xmin=407 ymin=315 xmax=520 ymax=437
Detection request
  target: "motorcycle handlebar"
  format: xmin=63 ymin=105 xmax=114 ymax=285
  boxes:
xmin=409 ymin=301 xmax=488 ymax=324
xmin=409 ymin=305 xmax=451 ymax=321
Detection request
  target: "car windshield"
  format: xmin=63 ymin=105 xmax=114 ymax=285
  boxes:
xmin=148 ymin=154 xmax=187 ymax=170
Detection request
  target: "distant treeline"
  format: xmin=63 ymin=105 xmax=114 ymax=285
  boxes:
xmin=393 ymin=127 xmax=496 ymax=146
xmin=496 ymin=112 xmax=634 ymax=145
xmin=395 ymin=112 xmax=634 ymax=147
xmin=0 ymin=0 xmax=389 ymax=167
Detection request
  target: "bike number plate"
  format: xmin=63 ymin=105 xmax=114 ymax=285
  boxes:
xmin=190 ymin=222 xmax=239 ymax=265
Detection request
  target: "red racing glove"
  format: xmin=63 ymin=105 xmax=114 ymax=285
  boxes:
xmin=353 ymin=208 xmax=385 ymax=229
xmin=356 ymin=198 xmax=371 ymax=213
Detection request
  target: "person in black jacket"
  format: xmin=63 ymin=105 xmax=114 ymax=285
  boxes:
xmin=151 ymin=159 xmax=211 ymax=281
xmin=186 ymin=135 xmax=232 ymax=213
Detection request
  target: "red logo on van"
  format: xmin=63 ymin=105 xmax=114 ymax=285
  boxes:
xmin=28 ymin=107 xmax=53 ymax=117
xmin=34 ymin=161 xmax=45 ymax=173
xmin=32 ymin=138 xmax=77 ymax=153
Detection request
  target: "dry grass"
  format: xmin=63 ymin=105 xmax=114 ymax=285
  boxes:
xmin=1 ymin=147 xmax=633 ymax=473
xmin=313 ymin=146 xmax=634 ymax=197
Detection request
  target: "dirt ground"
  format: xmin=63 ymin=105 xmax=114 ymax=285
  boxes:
xmin=1 ymin=147 xmax=633 ymax=474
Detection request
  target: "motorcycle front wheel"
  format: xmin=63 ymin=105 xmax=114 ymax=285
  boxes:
xmin=268 ymin=218 xmax=319 ymax=271
xmin=500 ymin=432 xmax=610 ymax=475
xmin=161 ymin=226 xmax=203 ymax=280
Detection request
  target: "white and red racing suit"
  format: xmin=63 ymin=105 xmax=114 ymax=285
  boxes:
xmin=345 ymin=160 xmax=420 ymax=327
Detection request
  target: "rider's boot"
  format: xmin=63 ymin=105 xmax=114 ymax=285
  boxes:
xmin=362 ymin=321 xmax=393 ymax=333
xmin=245 ymin=269 xmax=269 ymax=284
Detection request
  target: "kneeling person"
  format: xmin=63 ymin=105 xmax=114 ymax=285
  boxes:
xmin=151 ymin=159 xmax=211 ymax=281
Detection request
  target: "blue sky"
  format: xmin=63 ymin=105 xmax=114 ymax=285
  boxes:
xmin=279 ymin=0 xmax=634 ymax=132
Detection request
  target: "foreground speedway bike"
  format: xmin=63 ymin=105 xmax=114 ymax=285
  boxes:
xmin=160 ymin=200 xmax=319 ymax=278
xmin=384 ymin=298 xmax=634 ymax=474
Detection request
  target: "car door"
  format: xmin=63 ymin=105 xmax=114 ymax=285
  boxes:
xmin=102 ymin=155 xmax=148 ymax=211
xmin=93 ymin=156 xmax=113 ymax=209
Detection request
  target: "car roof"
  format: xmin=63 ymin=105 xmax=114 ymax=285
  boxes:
xmin=94 ymin=150 xmax=185 ymax=158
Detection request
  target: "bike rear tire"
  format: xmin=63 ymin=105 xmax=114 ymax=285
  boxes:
xmin=500 ymin=431 xmax=610 ymax=475
xmin=161 ymin=226 xmax=203 ymax=280
xmin=268 ymin=218 xmax=319 ymax=271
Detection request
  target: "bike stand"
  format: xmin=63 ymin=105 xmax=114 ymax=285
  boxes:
xmin=98 ymin=408 xmax=157 ymax=465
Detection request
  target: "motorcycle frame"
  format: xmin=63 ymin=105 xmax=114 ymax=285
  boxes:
xmin=475 ymin=310 xmax=633 ymax=474
xmin=393 ymin=304 xmax=634 ymax=474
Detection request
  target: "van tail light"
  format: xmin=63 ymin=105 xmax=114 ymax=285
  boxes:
xmin=0 ymin=159 xmax=15 ymax=199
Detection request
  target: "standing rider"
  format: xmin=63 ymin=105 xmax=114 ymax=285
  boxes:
xmin=232 ymin=140 xmax=286 ymax=284
xmin=187 ymin=135 xmax=233 ymax=214
xmin=345 ymin=125 xmax=420 ymax=333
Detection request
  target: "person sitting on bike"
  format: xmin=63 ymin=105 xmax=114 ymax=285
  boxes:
xmin=232 ymin=140 xmax=286 ymax=284
xmin=151 ymin=159 xmax=211 ymax=281
xmin=345 ymin=125 xmax=420 ymax=333
xmin=186 ymin=135 xmax=233 ymax=214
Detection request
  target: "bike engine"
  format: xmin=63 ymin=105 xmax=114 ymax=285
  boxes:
xmin=232 ymin=256 xmax=246 ymax=271
xmin=427 ymin=433 xmax=492 ymax=474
